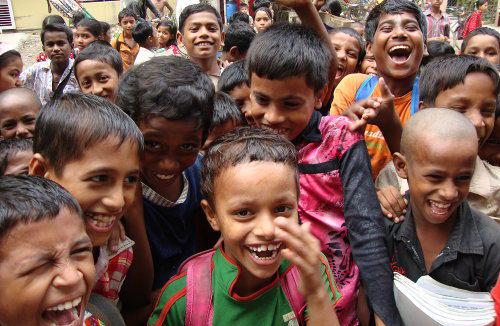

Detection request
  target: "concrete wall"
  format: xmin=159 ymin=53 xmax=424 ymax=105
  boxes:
xmin=11 ymin=0 xmax=121 ymax=31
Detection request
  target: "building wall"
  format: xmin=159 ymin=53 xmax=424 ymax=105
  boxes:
xmin=11 ymin=0 xmax=121 ymax=30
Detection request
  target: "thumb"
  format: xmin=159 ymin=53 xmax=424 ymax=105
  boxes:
xmin=379 ymin=77 xmax=394 ymax=100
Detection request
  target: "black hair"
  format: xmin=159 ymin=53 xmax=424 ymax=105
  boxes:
xmin=252 ymin=0 xmax=271 ymax=12
xmin=118 ymin=8 xmax=138 ymax=23
xmin=72 ymin=11 xmax=86 ymax=27
xmin=157 ymin=19 xmax=177 ymax=47
xmin=201 ymin=126 xmax=298 ymax=205
xmin=76 ymin=18 xmax=102 ymax=38
xmin=421 ymin=40 xmax=455 ymax=66
xmin=34 ymin=92 xmax=144 ymax=175
xmin=179 ymin=3 xmax=223 ymax=33
xmin=419 ymin=55 xmax=500 ymax=106
xmin=324 ymin=0 xmax=342 ymax=16
xmin=223 ymin=21 xmax=256 ymax=53
xmin=0 ymin=138 xmax=33 ymax=175
xmin=0 ymin=175 xmax=82 ymax=239
xmin=116 ymin=56 xmax=214 ymax=141
xmin=461 ymin=27 xmax=500 ymax=53
xmin=329 ymin=27 xmax=366 ymax=64
xmin=212 ymin=91 xmax=244 ymax=130
xmin=0 ymin=50 xmax=21 ymax=70
xmin=476 ymin=0 xmax=487 ymax=8
xmin=74 ymin=41 xmax=123 ymax=80
xmin=41 ymin=23 xmax=73 ymax=46
xmin=365 ymin=0 xmax=427 ymax=43
xmin=229 ymin=11 xmax=250 ymax=24
xmin=247 ymin=23 xmax=331 ymax=92
xmin=100 ymin=21 xmax=111 ymax=37
xmin=254 ymin=7 xmax=272 ymax=19
xmin=132 ymin=19 xmax=154 ymax=47
xmin=241 ymin=2 xmax=249 ymax=7
xmin=218 ymin=59 xmax=249 ymax=93
xmin=42 ymin=15 xmax=65 ymax=29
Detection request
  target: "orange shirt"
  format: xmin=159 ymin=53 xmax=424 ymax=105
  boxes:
xmin=111 ymin=33 xmax=140 ymax=71
xmin=330 ymin=73 xmax=412 ymax=178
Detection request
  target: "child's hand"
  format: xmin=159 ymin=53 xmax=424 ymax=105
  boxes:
xmin=274 ymin=217 xmax=323 ymax=298
xmin=344 ymin=98 xmax=383 ymax=132
xmin=107 ymin=220 xmax=126 ymax=252
xmin=376 ymin=186 xmax=408 ymax=223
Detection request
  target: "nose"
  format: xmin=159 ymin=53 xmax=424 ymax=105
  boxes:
xmin=15 ymin=125 xmax=29 ymax=138
xmin=467 ymin=110 xmax=485 ymax=140
xmin=439 ymin=180 xmax=459 ymax=201
xmin=53 ymin=260 xmax=84 ymax=289
xmin=102 ymin=184 xmax=125 ymax=213
xmin=14 ymin=77 xmax=22 ymax=87
xmin=337 ymin=49 xmax=347 ymax=63
xmin=264 ymin=107 xmax=286 ymax=126
xmin=392 ymin=23 xmax=408 ymax=39
xmin=91 ymin=84 xmax=104 ymax=96
xmin=253 ymin=214 xmax=276 ymax=240
xmin=158 ymin=156 xmax=180 ymax=173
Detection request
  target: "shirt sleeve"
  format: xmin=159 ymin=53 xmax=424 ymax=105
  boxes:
xmin=148 ymin=274 xmax=187 ymax=326
xmin=339 ymin=140 xmax=402 ymax=326
xmin=330 ymin=74 xmax=368 ymax=116
xmin=20 ymin=64 xmax=36 ymax=89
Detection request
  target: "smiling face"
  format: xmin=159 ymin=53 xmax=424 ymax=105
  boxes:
xmin=139 ymin=116 xmax=202 ymax=200
xmin=0 ymin=56 xmax=22 ymax=92
xmin=250 ymin=74 xmax=322 ymax=141
xmin=398 ymin=136 xmax=477 ymax=226
xmin=74 ymin=27 xmax=98 ymax=52
xmin=479 ymin=116 xmax=500 ymax=166
xmin=202 ymin=162 xmax=298 ymax=294
xmin=157 ymin=25 xmax=173 ymax=47
xmin=254 ymin=10 xmax=272 ymax=33
xmin=0 ymin=208 xmax=95 ymax=326
xmin=39 ymin=137 xmax=140 ymax=247
xmin=76 ymin=60 xmax=120 ymax=102
xmin=432 ymin=72 xmax=496 ymax=147
xmin=0 ymin=96 xmax=39 ymax=140
xmin=329 ymin=32 xmax=362 ymax=87
xmin=369 ymin=11 xmax=424 ymax=81
xmin=360 ymin=49 xmax=377 ymax=75
xmin=178 ymin=11 xmax=223 ymax=61
xmin=463 ymin=35 xmax=500 ymax=65
xmin=43 ymin=31 xmax=72 ymax=65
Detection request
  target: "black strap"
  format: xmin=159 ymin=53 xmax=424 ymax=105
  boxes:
xmin=51 ymin=64 xmax=74 ymax=101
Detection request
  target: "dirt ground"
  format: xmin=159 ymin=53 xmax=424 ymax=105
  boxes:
xmin=18 ymin=32 xmax=43 ymax=69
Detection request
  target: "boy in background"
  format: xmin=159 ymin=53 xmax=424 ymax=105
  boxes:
xmin=133 ymin=19 xmax=160 ymax=65
xmin=221 ymin=21 xmax=256 ymax=63
xmin=0 ymin=138 xmax=33 ymax=175
xmin=0 ymin=88 xmax=41 ymax=140
xmin=112 ymin=8 xmax=139 ymax=71
xmin=424 ymin=0 xmax=450 ymax=42
xmin=218 ymin=59 xmax=253 ymax=124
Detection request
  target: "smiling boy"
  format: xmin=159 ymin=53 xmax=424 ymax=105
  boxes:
xmin=177 ymin=3 xmax=224 ymax=86
xmin=331 ymin=0 xmax=427 ymax=178
xmin=0 ymin=88 xmax=41 ymax=140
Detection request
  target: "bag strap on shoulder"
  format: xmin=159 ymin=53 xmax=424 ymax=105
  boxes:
xmin=355 ymin=75 xmax=379 ymax=102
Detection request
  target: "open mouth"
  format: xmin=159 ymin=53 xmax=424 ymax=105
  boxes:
xmin=195 ymin=41 xmax=213 ymax=47
xmin=156 ymin=173 xmax=176 ymax=181
xmin=428 ymin=200 xmax=453 ymax=216
xmin=388 ymin=45 xmax=412 ymax=64
xmin=42 ymin=297 xmax=83 ymax=326
xmin=85 ymin=213 xmax=118 ymax=232
xmin=335 ymin=64 xmax=345 ymax=79
xmin=246 ymin=243 xmax=282 ymax=261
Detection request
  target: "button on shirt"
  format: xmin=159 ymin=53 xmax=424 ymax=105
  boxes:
xmin=386 ymin=197 xmax=500 ymax=292
xmin=20 ymin=59 xmax=79 ymax=106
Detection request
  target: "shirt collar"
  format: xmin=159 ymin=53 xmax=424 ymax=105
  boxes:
xmin=470 ymin=156 xmax=497 ymax=198
xmin=292 ymin=111 xmax=322 ymax=145
xmin=141 ymin=173 xmax=189 ymax=207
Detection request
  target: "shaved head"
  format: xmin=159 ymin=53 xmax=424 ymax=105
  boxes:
xmin=401 ymin=108 xmax=478 ymax=160
xmin=0 ymin=88 xmax=41 ymax=110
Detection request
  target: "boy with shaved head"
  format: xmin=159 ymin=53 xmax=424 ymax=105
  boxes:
xmin=387 ymin=108 xmax=500 ymax=292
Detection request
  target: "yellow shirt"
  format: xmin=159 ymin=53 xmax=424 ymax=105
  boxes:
xmin=111 ymin=33 xmax=140 ymax=71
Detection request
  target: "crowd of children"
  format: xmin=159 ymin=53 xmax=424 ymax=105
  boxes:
xmin=0 ymin=0 xmax=499 ymax=325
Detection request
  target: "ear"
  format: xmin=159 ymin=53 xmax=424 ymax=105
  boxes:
xmin=418 ymin=100 xmax=428 ymax=110
xmin=393 ymin=152 xmax=408 ymax=179
xmin=423 ymin=42 xmax=429 ymax=56
xmin=201 ymin=199 xmax=220 ymax=232
xmin=229 ymin=46 xmax=240 ymax=60
xmin=366 ymin=42 xmax=373 ymax=54
xmin=220 ymin=31 xmax=225 ymax=46
xmin=29 ymin=153 xmax=50 ymax=178
xmin=176 ymin=31 xmax=184 ymax=48
xmin=315 ymin=84 xmax=329 ymax=109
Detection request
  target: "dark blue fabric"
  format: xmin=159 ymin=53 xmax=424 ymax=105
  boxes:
xmin=143 ymin=157 xmax=203 ymax=290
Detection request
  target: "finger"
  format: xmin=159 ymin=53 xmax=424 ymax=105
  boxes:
xmin=119 ymin=221 xmax=126 ymax=241
xmin=378 ymin=191 xmax=397 ymax=219
xmin=387 ymin=188 xmax=407 ymax=216
xmin=378 ymin=77 xmax=394 ymax=100
xmin=275 ymin=219 xmax=319 ymax=263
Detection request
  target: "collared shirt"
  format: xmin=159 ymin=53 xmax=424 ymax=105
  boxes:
xmin=20 ymin=58 xmax=79 ymax=106
xmin=111 ymin=33 xmax=140 ymax=71
xmin=386 ymin=197 xmax=500 ymax=292
xmin=142 ymin=173 xmax=189 ymax=208
xmin=424 ymin=8 xmax=451 ymax=38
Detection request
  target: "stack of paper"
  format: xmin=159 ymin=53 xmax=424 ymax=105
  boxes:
xmin=394 ymin=273 xmax=496 ymax=326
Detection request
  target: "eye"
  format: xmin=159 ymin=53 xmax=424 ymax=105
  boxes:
xmin=275 ymin=205 xmax=292 ymax=214
xmin=99 ymin=75 xmax=110 ymax=83
xmin=145 ymin=140 xmax=162 ymax=151
xmin=456 ymin=174 xmax=472 ymax=182
xmin=2 ymin=121 xmax=16 ymax=130
xmin=233 ymin=209 xmax=252 ymax=218
xmin=405 ymin=24 xmax=419 ymax=32
xmin=189 ymin=27 xmax=199 ymax=32
xmin=71 ymin=245 xmax=92 ymax=256
xmin=254 ymin=94 xmax=269 ymax=106
xmin=347 ymin=51 xmax=358 ymax=59
xmin=179 ymin=144 xmax=198 ymax=152
xmin=426 ymin=174 xmax=443 ymax=181
xmin=90 ymin=175 xmax=108 ymax=182
xmin=81 ymin=80 xmax=91 ymax=88
xmin=125 ymin=175 xmax=139 ymax=184
xmin=22 ymin=116 xmax=36 ymax=125
xmin=283 ymin=101 xmax=301 ymax=110
xmin=481 ymin=107 xmax=495 ymax=117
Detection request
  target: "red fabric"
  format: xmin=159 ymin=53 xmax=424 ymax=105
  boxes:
xmin=492 ymin=275 xmax=500 ymax=326
xmin=462 ymin=10 xmax=482 ymax=39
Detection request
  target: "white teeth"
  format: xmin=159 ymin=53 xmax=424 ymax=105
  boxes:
xmin=87 ymin=214 xmax=116 ymax=228
xmin=47 ymin=297 xmax=82 ymax=312
xmin=389 ymin=45 xmax=410 ymax=52
xmin=430 ymin=201 xmax=451 ymax=208
xmin=156 ymin=174 xmax=175 ymax=180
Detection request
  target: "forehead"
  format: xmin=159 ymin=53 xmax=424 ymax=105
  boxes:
xmin=184 ymin=11 xmax=220 ymax=27
xmin=435 ymin=72 xmax=496 ymax=102
xmin=466 ymin=34 xmax=500 ymax=49
xmin=378 ymin=11 xmax=419 ymax=25
xmin=1 ymin=56 xmax=22 ymax=69
xmin=250 ymin=73 xmax=315 ymax=97
xmin=139 ymin=116 xmax=202 ymax=140
xmin=0 ymin=98 xmax=39 ymax=118
xmin=255 ymin=11 xmax=271 ymax=19
xmin=76 ymin=60 xmax=119 ymax=76
xmin=43 ymin=31 xmax=69 ymax=43
xmin=411 ymin=135 xmax=477 ymax=167
xmin=76 ymin=26 xmax=92 ymax=33
xmin=329 ymin=33 xmax=361 ymax=48
xmin=121 ymin=15 xmax=136 ymax=22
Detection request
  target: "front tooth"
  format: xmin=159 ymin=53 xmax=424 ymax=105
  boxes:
xmin=57 ymin=303 xmax=65 ymax=311
xmin=269 ymin=244 xmax=276 ymax=251
xmin=72 ymin=297 xmax=81 ymax=307
xmin=64 ymin=301 xmax=72 ymax=310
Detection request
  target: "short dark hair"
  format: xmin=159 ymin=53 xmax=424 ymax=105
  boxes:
xmin=41 ymin=23 xmax=73 ymax=46
xmin=247 ymin=23 xmax=331 ymax=92
xmin=419 ymin=55 xmax=500 ymax=106
xmin=212 ymin=92 xmax=244 ymax=130
xmin=0 ymin=50 xmax=21 ymax=70
xmin=0 ymin=175 xmax=82 ymax=239
xmin=0 ymin=138 xmax=33 ymax=175
xmin=327 ymin=0 xmax=343 ymax=16
xmin=218 ymin=59 xmax=249 ymax=93
xmin=116 ymin=56 xmax=215 ymax=140
xmin=421 ymin=40 xmax=455 ymax=66
xmin=42 ymin=15 xmax=65 ymax=29
xmin=132 ymin=19 xmax=153 ymax=47
xmin=241 ymin=3 xmax=249 ymax=8
xmin=76 ymin=18 xmax=102 ymax=38
xmin=72 ymin=11 xmax=86 ymax=27
xmin=201 ymin=126 xmax=298 ymax=205
xmin=100 ymin=21 xmax=111 ymax=36
xmin=252 ymin=0 xmax=271 ymax=12
xmin=229 ymin=11 xmax=250 ymax=24
xmin=476 ymin=0 xmax=487 ymax=8
xmin=329 ymin=27 xmax=366 ymax=64
xmin=365 ymin=0 xmax=427 ymax=43
xmin=34 ymin=92 xmax=144 ymax=175
xmin=461 ymin=27 xmax=500 ymax=53
xmin=118 ymin=8 xmax=138 ymax=23
xmin=179 ymin=3 xmax=223 ymax=33
xmin=253 ymin=7 xmax=272 ymax=19
xmin=157 ymin=18 xmax=177 ymax=35
xmin=74 ymin=41 xmax=123 ymax=80
xmin=223 ymin=21 xmax=256 ymax=53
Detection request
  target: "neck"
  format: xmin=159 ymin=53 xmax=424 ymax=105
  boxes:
xmin=431 ymin=6 xmax=441 ymax=13
xmin=192 ymin=56 xmax=220 ymax=76
xmin=51 ymin=59 xmax=69 ymax=74
xmin=380 ymin=73 xmax=416 ymax=97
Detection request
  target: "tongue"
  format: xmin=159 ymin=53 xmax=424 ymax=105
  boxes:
xmin=391 ymin=54 xmax=408 ymax=63
xmin=44 ymin=308 xmax=78 ymax=326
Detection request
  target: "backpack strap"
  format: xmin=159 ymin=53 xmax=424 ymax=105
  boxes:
xmin=355 ymin=75 xmax=379 ymax=102
xmin=281 ymin=266 xmax=306 ymax=325
xmin=180 ymin=249 xmax=216 ymax=326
